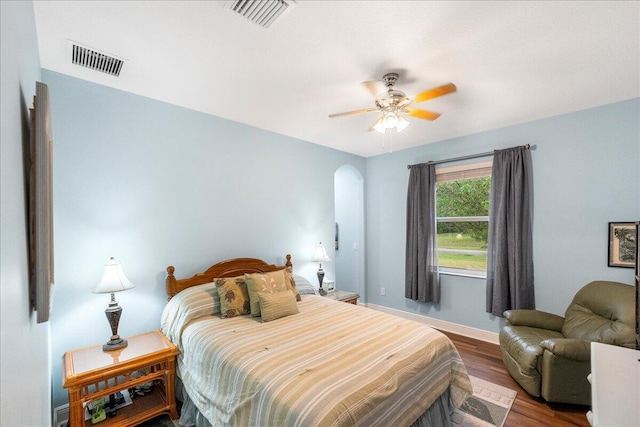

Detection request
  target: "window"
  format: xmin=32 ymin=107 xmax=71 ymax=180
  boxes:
xmin=435 ymin=161 xmax=492 ymax=277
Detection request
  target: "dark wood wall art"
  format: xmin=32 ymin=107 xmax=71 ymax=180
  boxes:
xmin=29 ymin=81 xmax=54 ymax=323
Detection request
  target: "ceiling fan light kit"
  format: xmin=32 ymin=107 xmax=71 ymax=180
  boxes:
xmin=373 ymin=113 xmax=409 ymax=134
xmin=383 ymin=112 xmax=399 ymax=128
xmin=329 ymin=72 xmax=457 ymax=137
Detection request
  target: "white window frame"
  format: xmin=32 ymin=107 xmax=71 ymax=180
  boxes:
xmin=435 ymin=160 xmax=492 ymax=279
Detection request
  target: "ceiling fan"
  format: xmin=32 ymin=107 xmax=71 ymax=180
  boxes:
xmin=328 ymin=72 xmax=457 ymax=134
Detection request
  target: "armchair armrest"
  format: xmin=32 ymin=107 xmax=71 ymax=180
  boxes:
xmin=503 ymin=309 xmax=565 ymax=332
xmin=540 ymin=338 xmax=591 ymax=362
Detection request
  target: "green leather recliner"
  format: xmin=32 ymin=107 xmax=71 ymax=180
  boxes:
xmin=499 ymin=280 xmax=635 ymax=405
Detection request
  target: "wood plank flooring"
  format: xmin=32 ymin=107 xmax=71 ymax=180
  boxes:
xmin=441 ymin=330 xmax=591 ymax=427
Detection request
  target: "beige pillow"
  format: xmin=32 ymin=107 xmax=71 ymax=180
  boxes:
xmin=245 ymin=270 xmax=288 ymax=317
xmin=283 ymin=267 xmax=301 ymax=302
xmin=258 ymin=290 xmax=299 ymax=322
xmin=215 ymin=276 xmax=251 ymax=318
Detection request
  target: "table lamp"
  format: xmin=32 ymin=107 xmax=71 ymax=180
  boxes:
xmin=93 ymin=257 xmax=135 ymax=351
xmin=312 ymin=242 xmax=331 ymax=295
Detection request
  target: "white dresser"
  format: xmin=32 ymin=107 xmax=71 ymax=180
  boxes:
xmin=587 ymin=342 xmax=640 ymax=426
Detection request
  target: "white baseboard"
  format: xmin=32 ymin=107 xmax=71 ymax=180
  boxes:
xmin=366 ymin=303 xmax=499 ymax=345
xmin=54 ymin=404 xmax=69 ymax=427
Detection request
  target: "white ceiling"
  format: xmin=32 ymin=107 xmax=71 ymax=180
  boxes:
xmin=33 ymin=1 xmax=639 ymax=157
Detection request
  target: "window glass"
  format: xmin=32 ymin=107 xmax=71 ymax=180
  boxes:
xmin=436 ymin=162 xmax=491 ymax=276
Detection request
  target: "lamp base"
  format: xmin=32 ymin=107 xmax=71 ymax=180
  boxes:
xmin=103 ymin=337 xmax=128 ymax=351
xmin=103 ymin=294 xmax=127 ymax=351
xmin=317 ymin=267 xmax=326 ymax=296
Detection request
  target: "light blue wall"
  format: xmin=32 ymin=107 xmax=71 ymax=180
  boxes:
xmin=0 ymin=1 xmax=52 ymax=425
xmin=44 ymin=70 xmax=366 ymax=407
xmin=365 ymin=98 xmax=639 ymax=332
xmin=43 ymin=67 xmax=639 ymax=408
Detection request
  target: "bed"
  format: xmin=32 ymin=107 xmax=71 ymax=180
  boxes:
xmin=161 ymin=255 xmax=472 ymax=427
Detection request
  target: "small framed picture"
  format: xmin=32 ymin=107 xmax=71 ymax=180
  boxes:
xmin=608 ymin=222 xmax=636 ymax=268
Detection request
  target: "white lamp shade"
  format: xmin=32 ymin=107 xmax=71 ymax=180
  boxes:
xmin=312 ymin=243 xmax=331 ymax=263
xmin=373 ymin=116 xmax=386 ymax=134
xmin=396 ymin=116 xmax=410 ymax=133
xmin=383 ymin=112 xmax=399 ymax=129
xmin=93 ymin=257 xmax=135 ymax=294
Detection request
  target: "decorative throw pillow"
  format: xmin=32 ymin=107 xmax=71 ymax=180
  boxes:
xmin=258 ymin=290 xmax=299 ymax=322
xmin=245 ymin=269 xmax=288 ymax=317
xmin=215 ymin=276 xmax=251 ymax=318
xmin=283 ymin=267 xmax=301 ymax=302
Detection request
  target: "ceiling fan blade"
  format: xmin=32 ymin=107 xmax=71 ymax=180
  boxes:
xmin=413 ymin=83 xmax=457 ymax=104
xmin=328 ymin=107 xmax=379 ymax=118
xmin=405 ymin=107 xmax=441 ymax=121
xmin=362 ymin=80 xmax=386 ymax=97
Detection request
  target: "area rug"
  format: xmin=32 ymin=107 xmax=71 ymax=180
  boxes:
xmin=452 ymin=375 xmax=517 ymax=427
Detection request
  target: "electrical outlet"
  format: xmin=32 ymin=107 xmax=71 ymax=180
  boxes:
xmin=380 ymin=287 xmax=386 ymax=296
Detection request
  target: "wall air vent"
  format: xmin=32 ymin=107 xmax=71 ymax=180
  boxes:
xmin=222 ymin=0 xmax=296 ymax=28
xmin=67 ymin=41 xmax=126 ymax=77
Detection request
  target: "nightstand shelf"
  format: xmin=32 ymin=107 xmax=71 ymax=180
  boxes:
xmin=88 ymin=389 xmax=165 ymax=427
xmin=323 ymin=290 xmax=359 ymax=304
xmin=62 ymin=330 xmax=180 ymax=427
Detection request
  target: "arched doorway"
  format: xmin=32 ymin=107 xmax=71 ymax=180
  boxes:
xmin=334 ymin=165 xmax=365 ymax=301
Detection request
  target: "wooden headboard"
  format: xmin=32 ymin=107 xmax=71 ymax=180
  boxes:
xmin=166 ymin=254 xmax=292 ymax=300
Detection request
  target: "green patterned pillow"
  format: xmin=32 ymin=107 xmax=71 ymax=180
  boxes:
xmin=215 ymin=276 xmax=251 ymax=318
xmin=245 ymin=269 xmax=288 ymax=317
xmin=259 ymin=290 xmax=299 ymax=322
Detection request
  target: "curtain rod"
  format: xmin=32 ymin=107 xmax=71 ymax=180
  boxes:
xmin=407 ymin=144 xmax=531 ymax=169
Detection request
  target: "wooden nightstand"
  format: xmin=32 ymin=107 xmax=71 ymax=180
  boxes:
xmin=323 ymin=289 xmax=359 ymax=304
xmin=62 ymin=330 xmax=180 ymax=427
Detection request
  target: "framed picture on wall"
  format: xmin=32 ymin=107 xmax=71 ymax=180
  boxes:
xmin=608 ymin=222 xmax=636 ymax=268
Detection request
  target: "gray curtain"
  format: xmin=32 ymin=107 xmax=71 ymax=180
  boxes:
xmin=486 ymin=146 xmax=534 ymax=316
xmin=406 ymin=163 xmax=440 ymax=303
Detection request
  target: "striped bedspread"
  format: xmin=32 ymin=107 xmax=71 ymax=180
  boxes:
xmin=164 ymin=294 xmax=472 ymax=427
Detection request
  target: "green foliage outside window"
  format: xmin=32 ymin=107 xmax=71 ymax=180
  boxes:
xmin=436 ymin=176 xmax=491 ymax=271
xmin=436 ymin=176 xmax=490 ymax=244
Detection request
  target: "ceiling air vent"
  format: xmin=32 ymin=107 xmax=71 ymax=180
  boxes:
xmin=222 ymin=0 xmax=296 ymax=28
xmin=67 ymin=41 xmax=126 ymax=77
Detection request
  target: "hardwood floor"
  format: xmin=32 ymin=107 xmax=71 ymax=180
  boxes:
xmin=441 ymin=330 xmax=591 ymax=427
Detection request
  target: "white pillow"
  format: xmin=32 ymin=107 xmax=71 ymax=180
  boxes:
xmin=293 ymin=274 xmax=317 ymax=295
xmin=161 ymin=282 xmax=220 ymax=347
